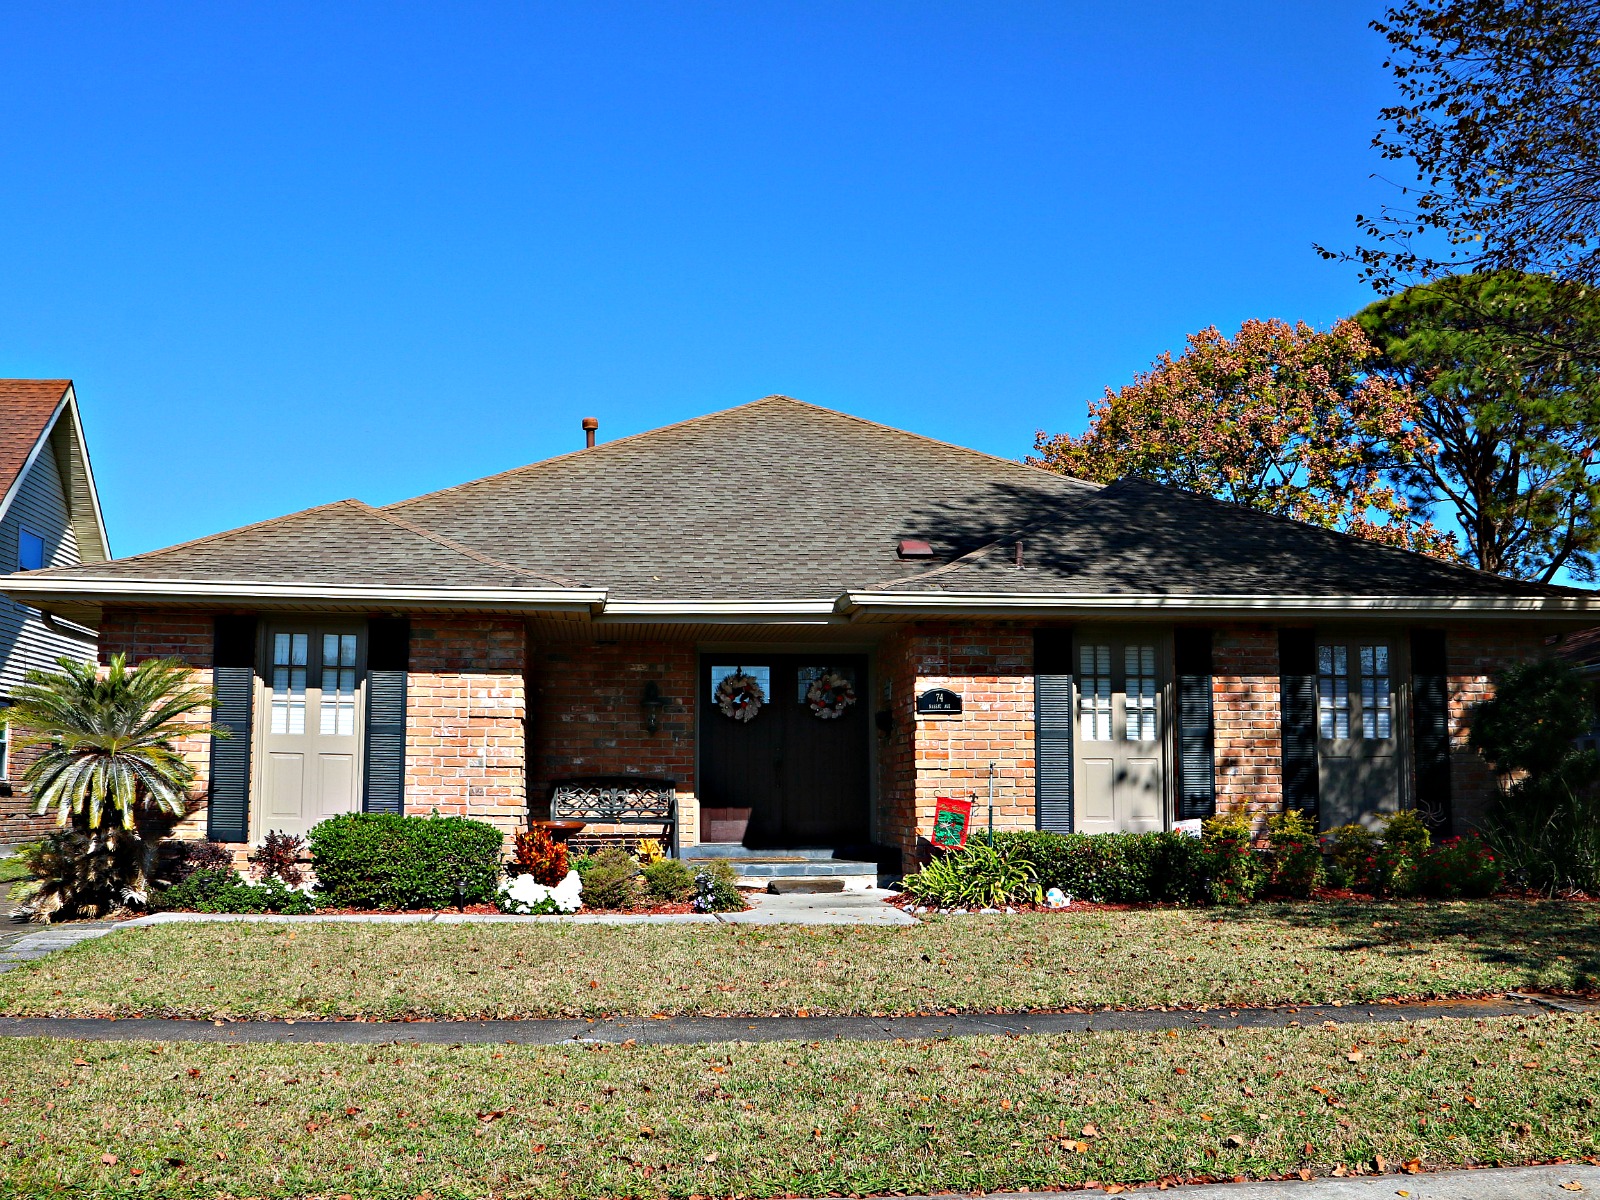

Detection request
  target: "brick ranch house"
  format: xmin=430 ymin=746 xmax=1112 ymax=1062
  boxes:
xmin=3 ymin=396 xmax=1596 ymax=875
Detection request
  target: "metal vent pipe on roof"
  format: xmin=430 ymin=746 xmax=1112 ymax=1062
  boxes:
xmin=582 ymin=417 xmax=599 ymax=448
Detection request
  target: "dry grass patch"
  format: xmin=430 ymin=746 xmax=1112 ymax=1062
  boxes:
xmin=0 ymin=1013 xmax=1595 ymax=1198
xmin=0 ymin=901 xmax=1595 ymax=1020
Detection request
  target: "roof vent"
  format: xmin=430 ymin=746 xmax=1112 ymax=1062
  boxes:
xmin=582 ymin=416 xmax=599 ymax=449
xmin=897 ymin=539 xmax=934 ymax=559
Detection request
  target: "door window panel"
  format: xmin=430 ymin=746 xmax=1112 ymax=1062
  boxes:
xmin=1079 ymin=645 xmax=1112 ymax=741
xmin=1360 ymin=644 xmax=1392 ymax=739
xmin=320 ymin=634 xmax=359 ymax=736
xmin=1317 ymin=645 xmax=1350 ymax=739
xmin=1125 ymin=645 xmax=1157 ymax=741
xmin=271 ymin=633 xmax=308 ymax=735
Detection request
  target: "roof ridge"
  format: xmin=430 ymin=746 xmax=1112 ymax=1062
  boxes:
xmin=360 ymin=504 xmax=584 ymax=588
xmin=23 ymin=498 xmax=368 ymax=576
xmin=386 ymin=395 xmax=1101 ymax=513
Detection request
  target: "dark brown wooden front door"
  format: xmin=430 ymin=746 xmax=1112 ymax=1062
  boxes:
xmin=698 ymin=654 xmax=870 ymax=848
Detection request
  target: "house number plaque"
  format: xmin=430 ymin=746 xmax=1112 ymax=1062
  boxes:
xmin=916 ymin=688 xmax=962 ymax=716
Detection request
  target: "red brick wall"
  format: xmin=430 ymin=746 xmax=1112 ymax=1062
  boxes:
xmin=1 ymin=740 xmax=56 ymax=843
xmin=98 ymin=609 xmax=217 ymax=840
xmin=876 ymin=622 xmax=1036 ymax=871
xmin=403 ymin=617 xmax=527 ymax=838
xmin=1211 ymin=623 xmax=1283 ymax=825
xmin=1445 ymin=624 xmax=1549 ymax=832
xmin=525 ymin=639 xmax=699 ymax=843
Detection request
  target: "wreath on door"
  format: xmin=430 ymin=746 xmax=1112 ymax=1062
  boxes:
xmin=716 ymin=671 xmax=766 ymax=721
xmin=807 ymin=671 xmax=857 ymax=719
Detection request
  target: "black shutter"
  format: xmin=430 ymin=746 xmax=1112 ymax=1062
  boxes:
xmin=362 ymin=617 xmax=410 ymax=815
xmin=208 ymin=616 xmax=257 ymax=843
xmin=1279 ymin=628 xmax=1320 ymax=819
xmin=1034 ymin=630 xmax=1074 ymax=834
xmin=1174 ymin=627 xmax=1216 ymax=821
xmin=1410 ymin=628 xmax=1453 ymax=834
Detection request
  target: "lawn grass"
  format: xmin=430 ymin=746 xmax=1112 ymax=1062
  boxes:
xmin=0 ymin=1013 xmax=1594 ymax=1198
xmin=0 ymin=901 xmax=1595 ymax=1019
xmin=0 ymin=855 xmax=31 ymax=886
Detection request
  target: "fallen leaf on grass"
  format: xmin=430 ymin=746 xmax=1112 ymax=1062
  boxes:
xmin=100 ymin=1154 xmax=117 ymax=1166
xmin=1560 ymin=1184 xmax=1584 ymax=1193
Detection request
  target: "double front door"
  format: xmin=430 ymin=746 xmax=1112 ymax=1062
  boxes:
xmin=1073 ymin=628 xmax=1167 ymax=834
xmin=260 ymin=624 xmax=366 ymax=839
xmin=698 ymin=654 xmax=870 ymax=848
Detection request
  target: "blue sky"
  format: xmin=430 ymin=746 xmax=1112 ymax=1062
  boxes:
xmin=0 ymin=2 xmax=1397 ymax=557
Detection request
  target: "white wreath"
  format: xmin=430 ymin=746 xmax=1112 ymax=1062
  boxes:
xmin=806 ymin=671 xmax=857 ymax=719
xmin=716 ymin=671 xmax=766 ymax=721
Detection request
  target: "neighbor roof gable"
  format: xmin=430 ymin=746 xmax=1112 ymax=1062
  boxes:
xmin=0 ymin=380 xmax=110 ymax=564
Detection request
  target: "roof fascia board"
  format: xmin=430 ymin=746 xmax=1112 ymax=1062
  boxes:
xmin=0 ymin=387 xmax=70 ymax=533
xmin=595 ymin=599 xmax=845 ymax=625
xmin=838 ymin=590 xmax=1600 ymax=619
xmin=0 ymin=575 xmax=607 ymax=611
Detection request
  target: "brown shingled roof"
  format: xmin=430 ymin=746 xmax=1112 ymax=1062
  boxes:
xmin=0 ymin=380 xmax=70 ymax=502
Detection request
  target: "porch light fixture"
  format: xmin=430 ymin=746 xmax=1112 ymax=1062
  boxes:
xmin=641 ymin=681 xmax=669 ymax=733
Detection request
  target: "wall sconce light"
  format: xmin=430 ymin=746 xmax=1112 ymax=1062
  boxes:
xmin=641 ymin=681 xmax=669 ymax=733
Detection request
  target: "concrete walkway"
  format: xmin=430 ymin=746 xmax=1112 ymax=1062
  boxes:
xmin=0 ymin=994 xmax=1553 ymax=1045
xmin=912 ymin=1164 xmax=1600 ymax=1197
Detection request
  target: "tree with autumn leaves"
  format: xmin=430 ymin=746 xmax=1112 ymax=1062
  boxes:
xmin=1031 ymin=274 xmax=1600 ymax=583
xmin=1029 ymin=317 xmax=1457 ymax=560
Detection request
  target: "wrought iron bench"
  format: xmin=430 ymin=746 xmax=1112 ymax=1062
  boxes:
xmin=549 ymin=776 xmax=678 ymax=858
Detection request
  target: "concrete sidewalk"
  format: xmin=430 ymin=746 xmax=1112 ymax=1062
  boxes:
xmin=946 ymin=1162 xmax=1600 ymax=1197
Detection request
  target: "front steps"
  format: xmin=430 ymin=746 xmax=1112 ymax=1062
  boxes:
xmin=680 ymin=844 xmax=882 ymax=891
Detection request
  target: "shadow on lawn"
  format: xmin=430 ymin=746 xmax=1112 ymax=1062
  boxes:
xmin=1211 ymin=900 xmax=1600 ymax=992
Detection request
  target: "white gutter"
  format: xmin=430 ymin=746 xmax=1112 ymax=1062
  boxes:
xmin=837 ymin=590 xmax=1600 ymax=619
xmin=0 ymin=575 xmax=608 ymax=612
xmin=595 ymin=599 xmax=844 ymax=625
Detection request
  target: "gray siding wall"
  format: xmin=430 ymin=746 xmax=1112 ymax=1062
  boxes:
xmin=0 ymin=432 xmax=95 ymax=699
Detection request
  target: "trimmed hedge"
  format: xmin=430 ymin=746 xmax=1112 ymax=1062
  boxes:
xmin=990 ymin=830 xmax=1206 ymax=904
xmin=308 ymin=813 xmax=503 ymax=910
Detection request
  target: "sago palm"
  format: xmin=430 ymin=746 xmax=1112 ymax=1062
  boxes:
xmin=6 ymin=654 xmax=221 ymax=921
xmin=10 ymin=653 xmax=216 ymax=830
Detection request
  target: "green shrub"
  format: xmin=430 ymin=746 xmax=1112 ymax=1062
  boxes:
xmin=1471 ymin=658 xmax=1600 ymax=895
xmin=990 ymin=830 xmax=1205 ymax=904
xmin=1413 ymin=834 xmax=1504 ymax=899
xmin=1372 ymin=810 xmax=1431 ymax=896
xmin=691 ymin=859 xmax=747 ymax=913
xmin=902 ymin=841 xmax=1042 ymax=909
xmin=1324 ymin=823 xmax=1379 ymax=890
xmin=1200 ymin=813 xmax=1261 ymax=906
xmin=577 ymin=847 xmax=642 ymax=910
xmin=308 ymin=813 xmax=502 ymax=910
xmin=642 ymin=858 xmax=695 ymax=902
xmin=156 ymin=868 xmax=315 ymax=914
xmin=1263 ymin=810 xmax=1324 ymax=898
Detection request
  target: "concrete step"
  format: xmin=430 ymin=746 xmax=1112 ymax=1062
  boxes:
xmin=681 ymin=844 xmax=854 ymax=861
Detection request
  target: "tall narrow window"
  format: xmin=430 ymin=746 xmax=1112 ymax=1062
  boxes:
xmin=1079 ymin=645 xmax=1112 ymax=741
xmin=320 ymin=634 xmax=359 ymax=735
xmin=1317 ymin=645 xmax=1350 ymax=739
xmin=0 ymin=705 xmax=9 ymax=779
xmin=1360 ymin=644 xmax=1392 ymax=739
xmin=1125 ymin=644 xmax=1158 ymax=741
xmin=271 ymin=633 xmax=308 ymax=735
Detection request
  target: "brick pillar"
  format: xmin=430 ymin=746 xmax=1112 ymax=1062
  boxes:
xmin=1212 ymin=623 xmax=1281 ymax=828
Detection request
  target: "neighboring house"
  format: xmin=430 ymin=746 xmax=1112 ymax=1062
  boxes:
xmin=3 ymin=396 xmax=1596 ymax=873
xmin=0 ymin=380 xmax=110 ymax=842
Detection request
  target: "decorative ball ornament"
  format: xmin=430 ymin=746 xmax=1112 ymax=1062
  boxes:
xmin=716 ymin=671 xmax=766 ymax=721
xmin=807 ymin=671 xmax=857 ymax=719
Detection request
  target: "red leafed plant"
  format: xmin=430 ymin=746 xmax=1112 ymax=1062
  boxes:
xmin=249 ymin=830 xmax=306 ymax=886
xmin=512 ymin=826 xmax=569 ymax=886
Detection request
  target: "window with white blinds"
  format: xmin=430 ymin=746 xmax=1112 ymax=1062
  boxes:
xmin=271 ymin=633 xmax=308 ymax=735
xmin=1079 ymin=645 xmax=1112 ymax=741
xmin=320 ymin=634 xmax=359 ymax=736
xmin=1317 ymin=644 xmax=1350 ymax=739
xmin=1360 ymin=644 xmax=1392 ymax=739
xmin=1125 ymin=645 xmax=1158 ymax=741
